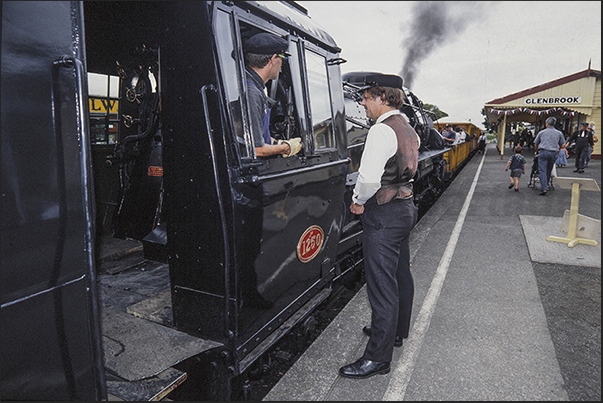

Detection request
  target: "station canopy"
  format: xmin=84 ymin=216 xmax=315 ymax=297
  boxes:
xmin=484 ymin=67 xmax=601 ymax=124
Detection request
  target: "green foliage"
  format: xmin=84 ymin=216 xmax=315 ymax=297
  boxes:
xmin=423 ymin=103 xmax=448 ymax=121
xmin=481 ymin=107 xmax=498 ymax=133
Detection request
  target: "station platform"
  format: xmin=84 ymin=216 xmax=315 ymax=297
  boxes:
xmin=264 ymin=143 xmax=601 ymax=401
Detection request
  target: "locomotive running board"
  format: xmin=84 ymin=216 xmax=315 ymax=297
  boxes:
xmin=106 ymin=366 xmax=187 ymax=401
xmin=101 ymin=306 xmax=222 ymax=394
xmin=238 ymin=288 xmax=332 ymax=374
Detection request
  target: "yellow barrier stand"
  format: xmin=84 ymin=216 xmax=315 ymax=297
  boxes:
xmin=546 ymin=177 xmax=601 ymax=247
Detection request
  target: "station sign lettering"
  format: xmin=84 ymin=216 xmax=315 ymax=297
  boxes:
xmin=524 ymin=96 xmax=581 ymax=105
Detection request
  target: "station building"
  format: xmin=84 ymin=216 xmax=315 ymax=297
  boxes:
xmin=484 ymin=66 xmax=601 ymax=158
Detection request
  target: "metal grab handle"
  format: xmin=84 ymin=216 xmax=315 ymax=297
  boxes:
xmin=49 ymin=54 xmax=90 ymax=275
xmin=54 ymin=55 xmax=90 ymax=150
xmin=53 ymin=52 xmax=106 ymax=397
xmin=200 ymin=84 xmax=232 ymax=338
xmin=52 ymin=53 xmax=95 ymax=269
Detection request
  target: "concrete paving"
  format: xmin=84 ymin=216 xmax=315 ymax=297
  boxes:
xmin=264 ymin=143 xmax=600 ymax=401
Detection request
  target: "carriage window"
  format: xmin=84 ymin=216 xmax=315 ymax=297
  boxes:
xmin=214 ymin=9 xmax=252 ymax=159
xmin=304 ymin=50 xmax=335 ymax=150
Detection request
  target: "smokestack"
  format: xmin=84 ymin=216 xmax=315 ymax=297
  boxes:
xmin=400 ymin=1 xmax=489 ymax=89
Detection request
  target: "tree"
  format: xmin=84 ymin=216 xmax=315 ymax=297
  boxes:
xmin=481 ymin=107 xmax=498 ymax=133
xmin=423 ymin=103 xmax=448 ymax=121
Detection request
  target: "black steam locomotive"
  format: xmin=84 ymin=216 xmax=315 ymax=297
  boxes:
xmin=1 ymin=1 xmax=469 ymax=400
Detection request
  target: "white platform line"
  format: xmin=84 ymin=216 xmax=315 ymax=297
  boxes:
xmin=382 ymin=149 xmax=487 ymax=401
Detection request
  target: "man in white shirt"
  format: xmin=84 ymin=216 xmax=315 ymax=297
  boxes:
xmin=459 ymin=128 xmax=468 ymax=142
xmin=339 ymin=73 xmax=420 ymax=380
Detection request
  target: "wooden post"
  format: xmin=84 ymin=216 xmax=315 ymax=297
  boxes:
xmin=546 ymin=178 xmax=600 ymax=247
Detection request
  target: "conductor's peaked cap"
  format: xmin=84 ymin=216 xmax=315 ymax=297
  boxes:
xmin=362 ymin=73 xmax=404 ymax=90
xmin=245 ymin=33 xmax=291 ymax=56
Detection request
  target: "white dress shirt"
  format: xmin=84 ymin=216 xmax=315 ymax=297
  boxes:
xmin=352 ymin=110 xmax=420 ymax=205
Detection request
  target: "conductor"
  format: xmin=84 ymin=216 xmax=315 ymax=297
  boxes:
xmin=339 ymin=73 xmax=420 ymax=379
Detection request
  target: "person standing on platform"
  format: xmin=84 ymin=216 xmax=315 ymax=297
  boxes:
xmin=511 ymin=130 xmax=521 ymax=149
xmin=584 ymin=121 xmax=597 ymax=167
xmin=533 ymin=117 xmax=565 ymax=196
xmin=555 ymin=144 xmax=569 ymax=168
xmin=505 ymin=145 xmax=526 ymax=192
xmin=478 ymin=131 xmax=487 ymax=153
xmin=339 ymin=73 xmax=419 ymax=380
xmin=566 ymin=122 xmax=593 ymax=173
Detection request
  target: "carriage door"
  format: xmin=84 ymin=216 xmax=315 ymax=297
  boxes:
xmin=1 ymin=2 xmax=105 ymax=400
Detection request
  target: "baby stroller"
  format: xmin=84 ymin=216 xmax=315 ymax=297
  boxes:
xmin=528 ymin=153 xmax=555 ymax=190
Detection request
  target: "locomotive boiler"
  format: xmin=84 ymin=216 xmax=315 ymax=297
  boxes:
xmin=1 ymin=1 xmax=471 ymax=400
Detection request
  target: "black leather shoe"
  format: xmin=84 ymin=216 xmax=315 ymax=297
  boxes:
xmin=363 ymin=325 xmax=403 ymax=347
xmin=339 ymin=358 xmax=390 ymax=379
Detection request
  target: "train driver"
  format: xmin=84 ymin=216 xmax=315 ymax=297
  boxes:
xmin=243 ymin=32 xmax=302 ymax=158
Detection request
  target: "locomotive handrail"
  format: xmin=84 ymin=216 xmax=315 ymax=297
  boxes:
xmin=201 ymin=83 xmax=232 ymax=338
xmin=236 ymin=157 xmax=351 ymax=184
xmin=52 ymin=54 xmax=97 ymax=291
xmin=53 ymin=53 xmax=106 ymax=397
xmin=345 ymin=115 xmax=371 ymax=129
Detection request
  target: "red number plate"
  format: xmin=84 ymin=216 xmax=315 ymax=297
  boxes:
xmin=297 ymin=225 xmax=324 ymax=263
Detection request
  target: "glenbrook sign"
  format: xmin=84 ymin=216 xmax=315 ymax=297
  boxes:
xmin=524 ymin=96 xmax=582 ymax=105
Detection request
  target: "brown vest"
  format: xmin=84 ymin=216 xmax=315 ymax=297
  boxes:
xmin=375 ymin=114 xmax=419 ymax=205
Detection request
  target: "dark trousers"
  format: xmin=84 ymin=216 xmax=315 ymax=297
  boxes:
xmin=537 ymin=149 xmax=557 ymax=192
xmin=361 ymin=197 xmax=418 ymax=363
xmin=574 ymin=143 xmax=589 ymax=170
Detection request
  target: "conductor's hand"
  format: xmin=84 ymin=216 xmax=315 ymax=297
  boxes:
xmin=350 ymin=202 xmax=364 ymax=215
xmin=279 ymin=137 xmax=302 ymax=158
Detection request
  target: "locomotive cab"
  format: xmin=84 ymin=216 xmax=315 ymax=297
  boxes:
xmin=86 ymin=1 xmax=356 ymax=400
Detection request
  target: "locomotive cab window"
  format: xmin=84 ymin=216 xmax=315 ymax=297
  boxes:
xmin=214 ymin=10 xmax=305 ymax=162
xmin=214 ymin=8 xmax=252 ymax=160
xmin=262 ymin=40 xmax=303 ymax=151
xmin=305 ymin=49 xmax=336 ymax=152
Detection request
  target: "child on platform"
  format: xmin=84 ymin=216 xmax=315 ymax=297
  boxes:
xmin=505 ymin=146 xmax=526 ymax=192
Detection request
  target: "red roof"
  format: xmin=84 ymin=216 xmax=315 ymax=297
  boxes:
xmin=485 ymin=68 xmax=601 ymax=105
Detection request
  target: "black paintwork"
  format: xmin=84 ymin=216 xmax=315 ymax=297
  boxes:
xmin=1 ymin=1 xmax=105 ymax=400
xmin=1 ymin=1 xmax=457 ymax=400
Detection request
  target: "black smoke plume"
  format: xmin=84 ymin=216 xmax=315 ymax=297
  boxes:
xmin=400 ymin=1 xmax=489 ymax=89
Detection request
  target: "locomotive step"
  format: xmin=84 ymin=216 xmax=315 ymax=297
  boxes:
xmin=106 ymin=366 xmax=186 ymax=401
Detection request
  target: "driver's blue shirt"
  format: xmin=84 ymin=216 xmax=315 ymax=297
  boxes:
xmin=246 ymin=67 xmax=272 ymax=146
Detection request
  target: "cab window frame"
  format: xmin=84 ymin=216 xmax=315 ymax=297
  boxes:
xmin=232 ymin=18 xmax=306 ymax=166
xmin=213 ymin=4 xmax=340 ymax=170
xmin=212 ymin=6 xmax=254 ymax=161
xmin=300 ymin=42 xmax=337 ymax=155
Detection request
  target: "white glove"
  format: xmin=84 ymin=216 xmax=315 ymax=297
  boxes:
xmin=278 ymin=137 xmax=302 ymax=157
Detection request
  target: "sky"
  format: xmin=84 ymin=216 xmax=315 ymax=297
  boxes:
xmin=298 ymin=1 xmax=602 ymax=129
